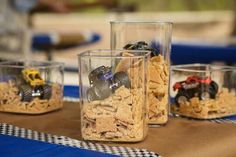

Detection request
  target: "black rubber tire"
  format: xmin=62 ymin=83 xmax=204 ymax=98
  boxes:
xmin=210 ymin=81 xmax=218 ymax=96
xmin=87 ymin=80 xmax=111 ymax=101
xmin=113 ymin=71 xmax=131 ymax=89
xmin=199 ymin=91 xmax=211 ymax=100
xmin=198 ymin=82 xmax=218 ymax=100
xmin=175 ymin=90 xmax=189 ymax=106
xmin=42 ymin=84 xmax=52 ymax=99
xmin=123 ymin=43 xmax=133 ymax=49
xmin=93 ymin=80 xmax=111 ymax=100
xmin=19 ymin=85 xmax=32 ymax=102
xmin=87 ymin=87 xmax=98 ymax=102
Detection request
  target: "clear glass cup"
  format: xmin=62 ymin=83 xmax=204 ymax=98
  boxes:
xmin=0 ymin=60 xmax=64 ymax=114
xmin=0 ymin=0 xmax=31 ymax=60
xmin=111 ymin=21 xmax=172 ymax=125
xmin=78 ymin=49 xmax=150 ymax=142
xmin=170 ymin=64 xmax=236 ymax=119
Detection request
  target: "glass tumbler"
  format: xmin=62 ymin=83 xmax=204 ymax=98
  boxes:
xmin=111 ymin=21 xmax=172 ymax=125
xmin=0 ymin=60 xmax=64 ymax=114
xmin=78 ymin=49 xmax=150 ymax=142
xmin=170 ymin=64 xmax=236 ymax=119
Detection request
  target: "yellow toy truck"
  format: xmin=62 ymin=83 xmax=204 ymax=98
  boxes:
xmin=22 ymin=69 xmax=45 ymax=86
xmin=19 ymin=68 xmax=52 ymax=102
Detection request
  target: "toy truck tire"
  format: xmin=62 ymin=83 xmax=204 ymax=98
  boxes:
xmin=87 ymin=88 xmax=98 ymax=102
xmin=19 ymin=85 xmax=32 ymax=102
xmin=199 ymin=91 xmax=210 ymax=100
xmin=113 ymin=71 xmax=131 ymax=89
xmin=198 ymin=82 xmax=218 ymax=100
xmin=42 ymin=84 xmax=52 ymax=99
xmin=175 ymin=90 xmax=189 ymax=106
xmin=210 ymin=81 xmax=218 ymax=95
xmin=87 ymin=80 xmax=111 ymax=101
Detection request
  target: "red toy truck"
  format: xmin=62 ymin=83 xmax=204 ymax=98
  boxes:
xmin=173 ymin=75 xmax=218 ymax=105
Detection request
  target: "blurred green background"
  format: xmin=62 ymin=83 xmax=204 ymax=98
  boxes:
xmin=73 ymin=0 xmax=236 ymax=12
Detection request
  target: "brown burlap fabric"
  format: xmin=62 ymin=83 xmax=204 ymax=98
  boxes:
xmin=0 ymin=102 xmax=236 ymax=157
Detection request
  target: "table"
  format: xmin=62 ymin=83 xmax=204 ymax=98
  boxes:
xmin=1 ymin=102 xmax=236 ymax=157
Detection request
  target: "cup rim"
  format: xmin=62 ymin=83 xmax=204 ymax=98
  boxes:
xmin=78 ymin=49 xmax=151 ymax=59
xmin=171 ymin=63 xmax=235 ymax=73
xmin=110 ymin=21 xmax=173 ymax=25
xmin=0 ymin=60 xmax=64 ymax=69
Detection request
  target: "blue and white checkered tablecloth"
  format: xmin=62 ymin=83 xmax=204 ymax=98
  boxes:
xmin=0 ymin=123 xmax=160 ymax=157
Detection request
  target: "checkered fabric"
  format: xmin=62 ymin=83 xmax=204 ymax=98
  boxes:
xmin=0 ymin=123 xmax=160 ymax=157
xmin=186 ymin=117 xmax=236 ymax=124
xmin=171 ymin=114 xmax=236 ymax=124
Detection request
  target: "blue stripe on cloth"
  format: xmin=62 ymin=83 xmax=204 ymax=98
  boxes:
xmin=0 ymin=134 xmax=118 ymax=157
xmin=64 ymin=85 xmax=80 ymax=98
xmin=222 ymin=115 xmax=236 ymax=121
xmin=32 ymin=32 xmax=101 ymax=50
xmin=171 ymin=43 xmax=236 ymax=65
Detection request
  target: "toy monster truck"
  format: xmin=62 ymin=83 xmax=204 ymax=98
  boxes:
xmin=87 ymin=66 xmax=131 ymax=101
xmin=173 ymin=75 xmax=218 ymax=105
xmin=19 ymin=69 xmax=52 ymax=102
xmin=123 ymin=41 xmax=159 ymax=56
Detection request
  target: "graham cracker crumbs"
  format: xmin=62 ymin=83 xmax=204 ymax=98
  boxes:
xmin=82 ymin=86 xmax=147 ymax=142
xmin=148 ymin=55 xmax=169 ymax=124
xmin=0 ymin=81 xmax=63 ymax=114
xmin=171 ymin=88 xmax=236 ymax=119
